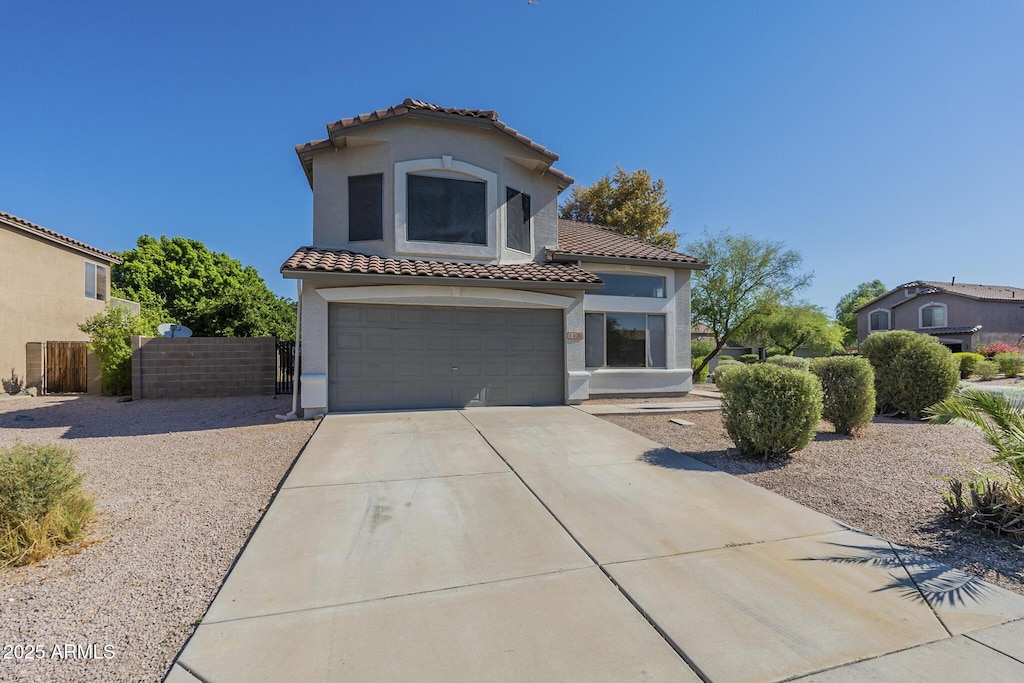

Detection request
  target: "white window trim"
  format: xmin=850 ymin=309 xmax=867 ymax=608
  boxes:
xmin=585 ymin=311 xmax=668 ymax=370
xmin=394 ymin=157 xmax=497 ymax=258
xmin=501 ymin=187 xmax=533 ymax=256
xmin=918 ymin=301 xmax=948 ymax=329
xmin=868 ymin=308 xmax=890 ymax=332
xmin=84 ymin=261 xmax=107 ymax=302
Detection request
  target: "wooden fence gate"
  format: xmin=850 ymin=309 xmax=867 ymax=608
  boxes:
xmin=44 ymin=341 xmax=88 ymax=394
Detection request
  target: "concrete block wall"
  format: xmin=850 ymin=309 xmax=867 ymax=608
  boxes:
xmin=131 ymin=337 xmax=276 ymax=400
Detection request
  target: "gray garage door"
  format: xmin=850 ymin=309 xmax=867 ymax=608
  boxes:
xmin=328 ymin=304 xmax=564 ymax=411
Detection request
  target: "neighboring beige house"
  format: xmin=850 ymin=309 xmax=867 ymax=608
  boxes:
xmin=282 ymin=99 xmax=707 ymax=415
xmin=854 ymin=279 xmax=1024 ymax=352
xmin=0 ymin=210 xmax=122 ymax=391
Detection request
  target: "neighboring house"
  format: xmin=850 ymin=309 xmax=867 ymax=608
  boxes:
xmin=0 ymin=210 xmax=123 ymax=391
xmin=282 ymin=99 xmax=707 ymax=415
xmin=854 ymin=279 xmax=1024 ymax=352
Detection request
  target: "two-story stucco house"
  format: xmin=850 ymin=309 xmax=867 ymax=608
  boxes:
xmin=282 ymin=100 xmax=707 ymax=416
xmin=855 ymin=279 xmax=1024 ymax=352
xmin=1 ymin=210 xmax=122 ymax=392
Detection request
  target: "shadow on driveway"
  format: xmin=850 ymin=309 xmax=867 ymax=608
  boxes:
xmin=0 ymin=394 xmax=293 ymax=438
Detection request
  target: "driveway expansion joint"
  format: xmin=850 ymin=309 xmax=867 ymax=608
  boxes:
xmin=458 ymin=409 xmax=711 ymax=682
xmin=280 ymin=468 xmax=512 ymax=490
xmin=887 ymin=540 xmax=955 ymax=637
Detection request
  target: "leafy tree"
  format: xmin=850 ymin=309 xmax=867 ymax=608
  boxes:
xmin=113 ymin=235 xmax=295 ymax=340
xmin=686 ymin=229 xmax=813 ymax=376
xmin=834 ymin=280 xmax=887 ymax=346
xmin=559 ymin=166 xmax=678 ymax=249
xmin=754 ymin=303 xmax=845 ymax=356
xmin=79 ymin=306 xmax=155 ymax=395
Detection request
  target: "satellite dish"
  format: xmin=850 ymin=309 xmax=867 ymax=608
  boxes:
xmin=157 ymin=323 xmax=193 ymax=338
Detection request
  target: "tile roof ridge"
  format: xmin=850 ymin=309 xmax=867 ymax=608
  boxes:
xmin=0 ymin=209 xmax=119 ymax=262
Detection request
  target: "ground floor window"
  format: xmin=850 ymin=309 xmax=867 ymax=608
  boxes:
xmin=585 ymin=312 xmax=666 ymax=368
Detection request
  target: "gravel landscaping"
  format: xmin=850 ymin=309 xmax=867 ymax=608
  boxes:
xmin=0 ymin=394 xmax=317 ymax=683
xmin=604 ymin=411 xmax=1024 ymax=596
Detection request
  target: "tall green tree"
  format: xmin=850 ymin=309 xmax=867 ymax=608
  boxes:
xmin=835 ymin=280 xmax=887 ymax=346
xmin=754 ymin=303 xmax=845 ymax=356
xmin=559 ymin=166 xmax=678 ymax=249
xmin=686 ymin=229 xmax=813 ymax=375
xmin=113 ymin=235 xmax=296 ymax=340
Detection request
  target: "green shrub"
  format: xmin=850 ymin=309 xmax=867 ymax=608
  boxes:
xmin=765 ymin=347 xmax=786 ymax=358
xmin=766 ymin=355 xmax=810 ymax=371
xmin=692 ymin=356 xmax=709 ymax=383
xmin=859 ymin=330 xmax=960 ymax=419
xmin=0 ymin=443 xmax=95 ymax=568
xmin=810 ymin=356 xmax=875 ymax=435
xmin=996 ymin=353 xmax=1024 ymax=379
xmin=953 ymin=352 xmax=985 ymax=379
xmin=717 ymin=364 xmax=823 ymax=459
xmin=691 ymin=339 xmax=714 ymax=359
xmin=711 ymin=357 xmax=742 ymax=384
xmin=977 ymin=360 xmax=1000 ymax=381
xmin=78 ymin=306 xmax=154 ymax=396
xmin=739 ymin=353 xmax=760 ymax=365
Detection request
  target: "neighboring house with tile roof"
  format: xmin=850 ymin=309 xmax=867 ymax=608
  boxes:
xmin=0 ymin=210 xmax=124 ymax=392
xmin=283 ymin=100 xmax=707 ymax=415
xmin=854 ymin=280 xmax=1024 ymax=352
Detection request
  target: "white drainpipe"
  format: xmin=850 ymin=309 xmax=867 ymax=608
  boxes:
xmin=275 ymin=280 xmax=302 ymax=421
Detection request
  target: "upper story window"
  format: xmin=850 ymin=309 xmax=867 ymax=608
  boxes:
xmin=869 ymin=309 xmax=890 ymax=331
xmin=407 ymin=174 xmax=486 ymax=245
xmin=595 ymin=273 xmax=666 ymax=298
xmin=505 ymin=187 xmax=531 ymax=253
xmin=349 ymin=174 xmax=383 ymax=241
xmin=85 ymin=262 xmax=107 ymax=301
xmin=395 ymin=158 xmax=497 ymax=258
xmin=920 ymin=303 xmax=947 ymax=328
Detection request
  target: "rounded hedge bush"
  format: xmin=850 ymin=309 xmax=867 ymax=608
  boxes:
xmin=692 ymin=356 xmax=709 ymax=383
xmin=766 ymin=355 xmax=810 ymax=371
xmin=995 ymin=352 xmax=1024 ymax=379
xmin=717 ymin=363 xmax=823 ymax=459
xmin=952 ymin=352 xmax=985 ymax=379
xmin=859 ymin=330 xmax=959 ymax=419
xmin=711 ymin=357 xmax=742 ymax=384
xmin=691 ymin=339 xmax=715 ymax=359
xmin=976 ymin=359 xmax=1000 ymax=381
xmin=810 ymin=356 xmax=875 ymax=435
xmin=739 ymin=353 xmax=760 ymax=365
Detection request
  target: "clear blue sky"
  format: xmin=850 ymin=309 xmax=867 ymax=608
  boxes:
xmin=3 ymin=1 xmax=1022 ymax=315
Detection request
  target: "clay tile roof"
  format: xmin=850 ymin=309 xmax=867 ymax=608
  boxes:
xmin=0 ymin=210 xmax=119 ymax=263
xmin=296 ymin=99 xmax=573 ymax=188
xmin=281 ymin=246 xmax=603 ymax=286
xmin=554 ymin=219 xmax=706 ymax=267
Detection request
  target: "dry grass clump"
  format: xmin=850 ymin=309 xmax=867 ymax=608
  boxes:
xmin=0 ymin=442 xmax=95 ymax=568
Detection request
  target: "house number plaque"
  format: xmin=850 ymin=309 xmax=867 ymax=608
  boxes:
xmin=566 ymin=331 xmax=584 ymax=341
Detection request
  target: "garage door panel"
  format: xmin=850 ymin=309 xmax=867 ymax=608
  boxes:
xmin=329 ymin=304 xmax=563 ymax=411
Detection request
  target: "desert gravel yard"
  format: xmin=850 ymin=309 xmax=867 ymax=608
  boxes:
xmin=0 ymin=395 xmax=316 ymax=683
xmin=604 ymin=411 xmax=1024 ymax=597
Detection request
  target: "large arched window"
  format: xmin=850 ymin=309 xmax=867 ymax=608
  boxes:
xmin=868 ymin=309 xmax=890 ymax=332
xmin=919 ymin=302 xmax=947 ymax=328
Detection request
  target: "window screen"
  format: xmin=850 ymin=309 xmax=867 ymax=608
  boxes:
xmin=922 ymin=306 xmax=945 ymax=328
xmin=647 ymin=315 xmax=666 ymax=368
xmin=95 ymin=265 xmax=107 ymax=302
xmin=505 ymin=187 xmax=531 ymax=253
xmin=585 ymin=313 xmax=605 ymax=367
xmin=606 ymin=313 xmax=647 ymax=368
xmin=407 ymin=175 xmax=486 ymax=245
xmin=870 ymin=311 xmax=889 ymax=331
xmin=349 ymin=174 xmax=383 ymax=241
xmin=597 ymin=273 xmax=666 ymax=298
xmin=85 ymin=263 xmax=96 ymax=299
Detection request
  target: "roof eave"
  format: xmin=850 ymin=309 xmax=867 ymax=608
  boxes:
xmin=280 ymin=269 xmax=603 ymax=291
xmin=550 ymin=251 xmax=708 ymax=271
xmin=0 ymin=216 xmax=121 ymax=264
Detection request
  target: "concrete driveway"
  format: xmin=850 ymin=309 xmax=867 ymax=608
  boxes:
xmin=170 ymin=407 xmax=1024 ymax=682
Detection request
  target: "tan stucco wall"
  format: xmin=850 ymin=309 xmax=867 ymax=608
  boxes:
xmin=0 ymin=225 xmax=111 ymax=390
xmin=310 ymin=117 xmax=562 ymax=264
